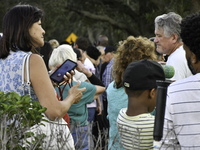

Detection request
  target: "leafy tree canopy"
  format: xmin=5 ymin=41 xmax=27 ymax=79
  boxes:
xmin=0 ymin=0 xmax=199 ymax=46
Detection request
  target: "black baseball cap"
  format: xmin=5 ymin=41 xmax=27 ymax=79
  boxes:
xmin=104 ymin=45 xmax=116 ymax=54
xmin=123 ymin=59 xmax=165 ymax=90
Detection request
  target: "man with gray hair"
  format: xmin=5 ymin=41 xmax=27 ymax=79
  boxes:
xmin=158 ymin=11 xmax=200 ymax=149
xmin=154 ymin=12 xmax=192 ymax=81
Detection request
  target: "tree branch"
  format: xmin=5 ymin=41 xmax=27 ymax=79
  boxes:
xmin=66 ymin=6 xmax=139 ymax=35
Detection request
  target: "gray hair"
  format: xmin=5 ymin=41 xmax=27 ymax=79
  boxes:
xmin=48 ymin=44 xmax=77 ymax=69
xmin=155 ymin=12 xmax=182 ymax=42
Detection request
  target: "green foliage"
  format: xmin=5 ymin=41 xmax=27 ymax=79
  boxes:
xmin=0 ymin=0 xmax=199 ymax=45
xmin=0 ymin=91 xmax=47 ymax=149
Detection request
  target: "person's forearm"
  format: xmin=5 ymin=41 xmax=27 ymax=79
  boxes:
xmin=59 ymin=95 xmax=75 ymax=118
xmin=88 ymin=74 xmax=104 ymax=86
xmin=82 ymin=67 xmax=92 ymax=77
xmin=82 ymin=67 xmax=104 ymax=86
xmin=96 ymin=97 xmax=101 ymax=107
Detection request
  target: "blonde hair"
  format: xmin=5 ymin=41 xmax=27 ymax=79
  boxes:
xmin=113 ymin=36 xmax=157 ymax=88
xmin=48 ymin=44 xmax=77 ymax=69
xmin=49 ymin=39 xmax=59 ymax=49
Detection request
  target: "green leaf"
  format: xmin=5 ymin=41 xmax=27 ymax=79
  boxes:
xmin=0 ymin=92 xmax=47 ymax=149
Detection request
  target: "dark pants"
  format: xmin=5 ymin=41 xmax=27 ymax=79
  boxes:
xmin=92 ymin=99 xmax=109 ymax=149
xmin=102 ymin=99 xmax=109 ymax=128
xmin=88 ymin=107 xmax=96 ymax=123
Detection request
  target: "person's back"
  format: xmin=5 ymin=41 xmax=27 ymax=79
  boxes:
xmin=107 ymin=36 xmax=158 ymax=150
xmin=117 ymin=59 xmax=165 ymax=150
xmin=0 ymin=51 xmax=35 ymax=98
xmin=166 ymin=45 xmax=191 ymax=79
xmin=85 ymin=46 xmax=102 ymax=123
xmin=101 ymin=45 xmax=116 ymax=131
xmin=161 ymin=75 xmax=200 ymax=149
xmin=56 ymin=81 xmax=97 ymax=126
xmin=154 ymin=12 xmax=192 ymax=81
xmin=161 ymin=11 xmax=200 ymax=149
xmin=107 ymin=81 xmax=128 ymax=150
xmin=102 ymin=45 xmax=116 ymax=89
xmin=117 ymin=109 xmax=155 ymax=149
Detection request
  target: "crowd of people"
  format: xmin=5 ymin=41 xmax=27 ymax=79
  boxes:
xmin=1 ymin=3 xmax=200 ymax=150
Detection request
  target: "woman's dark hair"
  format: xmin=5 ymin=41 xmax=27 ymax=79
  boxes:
xmin=0 ymin=4 xmax=43 ymax=59
xmin=73 ymin=48 xmax=82 ymax=60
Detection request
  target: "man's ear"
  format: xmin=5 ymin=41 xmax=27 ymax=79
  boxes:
xmin=149 ymin=88 xmax=156 ymax=99
xmin=171 ymin=34 xmax=178 ymax=43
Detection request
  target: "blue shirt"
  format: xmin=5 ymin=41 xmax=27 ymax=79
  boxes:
xmin=102 ymin=58 xmax=114 ymax=100
xmin=107 ymin=81 xmax=128 ymax=150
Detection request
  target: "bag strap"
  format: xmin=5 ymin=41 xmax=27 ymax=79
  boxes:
xmin=26 ymin=54 xmax=31 ymax=95
xmin=22 ymin=54 xmax=31 ymax=95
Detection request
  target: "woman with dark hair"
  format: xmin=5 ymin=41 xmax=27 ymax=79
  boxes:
xmin=0 ymin=4 xmax=85 ymax=149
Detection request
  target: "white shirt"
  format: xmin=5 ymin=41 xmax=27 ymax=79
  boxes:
xmin=73 ymin=69 xmax=87 ymax=82
xmin=84 ymin=57 xmax=96 ymax=108
xmin=117 ymin=108 xmax=155 ymax=150
xmin=166 ymin=45 xmax=192 ymax=81
xmin=161 ymin=73 xmax=200 ymax=149
xmin=84 ymin=57 xmax=95 ymax=74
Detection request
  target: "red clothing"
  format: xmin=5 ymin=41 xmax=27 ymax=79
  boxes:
xmin=56 ymin=92 xmax=70 ymax=128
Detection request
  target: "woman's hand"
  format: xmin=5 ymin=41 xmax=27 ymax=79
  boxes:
xmin=60 ymin=70 xmax=75 ymax=86
xmin=50 ymin=64 xmax=75 ymax=86
xmin=66 ymin=81 xmax=86 ymax=104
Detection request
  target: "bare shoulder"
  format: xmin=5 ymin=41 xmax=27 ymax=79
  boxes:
xmin=30 ymin=54 xmax=44 ymax=64
xmin=29 ymin=54 xmax=47 ymax=70
xmin=29 ymin=53 xmax=48 ymax=78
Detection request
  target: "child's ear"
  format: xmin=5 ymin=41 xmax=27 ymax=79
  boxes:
xmin=149 ymin=88 xmax=156 ymax=99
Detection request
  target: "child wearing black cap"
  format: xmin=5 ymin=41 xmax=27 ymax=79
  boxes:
xmin=117 ymin=59 xmax=165 ymax=150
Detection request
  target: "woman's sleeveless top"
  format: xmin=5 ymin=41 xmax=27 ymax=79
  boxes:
xmin=0 ymin=50 xmax=38 ymax=100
